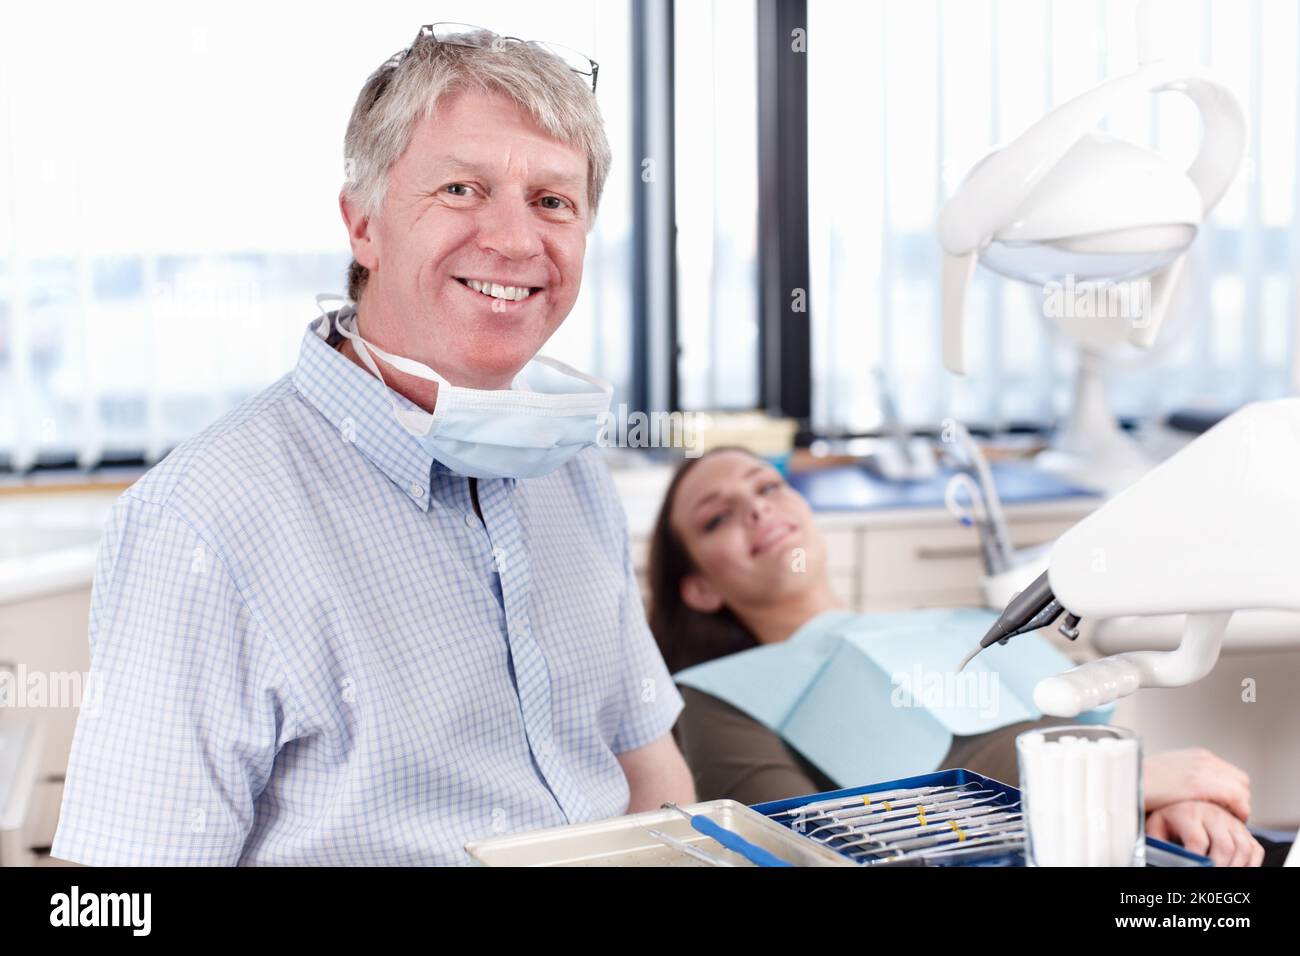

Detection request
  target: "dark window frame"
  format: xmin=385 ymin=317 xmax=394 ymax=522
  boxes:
xmin=633 ymin=0 xmax=811 ymax=425
xmin=755 ymin=0 xmax=812 ymax=425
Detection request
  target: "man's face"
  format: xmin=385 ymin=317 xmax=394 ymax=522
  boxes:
xmin=344 ymin=89 xmax=590 ymax=388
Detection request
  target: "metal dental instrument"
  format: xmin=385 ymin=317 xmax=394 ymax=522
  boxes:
xmin=772 ymin=784 xmax=953 ymax=819
xmin=816 ymin=806 xmax=1019 ymax=842
xmin=799 ymin=793 xmax=1001 ymax=837
xmin=779 ymin=783 xmax=993 ymax=827
xmin=662 ymin=803 xmax=796 ymax=868
xmin=852 ymin=816 xmax=1024 ymax=853
xmin=824 ymin=808 xmax=1021 ymax=849
xmin=806 ymin=801 xmax=1008 ymax=842
xmin=795 ymin=788 xmax=999 ymax=826
xmin=922 ymin=833 xmax=1026 ymax=855
xmin=800 ymin=794 xmax=1005 ymax=840
xmin=893 ymin=828 xmax=1026 ymax=856
xmin=643 ymin=827 xmax=736 ymax=867
xmin=875 ymin=834 xmax=1027 ymax=865
xmin=822 ymin=804 xmax=1015 ymax=842
xmin=847 ymin=818 xmax=1025 ymax=857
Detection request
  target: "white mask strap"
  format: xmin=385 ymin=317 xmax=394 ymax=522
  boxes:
xmin=329 ymin=307 xmax=437 ymax=438
xmin=343 ymin=325 xmax=453 ymax=389
xmin=314 ymin=292 xmax=352 ymax=339
xmin=531 ymin=354 xmax=615 ymax=397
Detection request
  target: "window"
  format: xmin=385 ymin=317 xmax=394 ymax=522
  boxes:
xmin=0 ymin=0 xmax=635 ymax=469
xmin=673 ymin=0 xmax=761 ymax=410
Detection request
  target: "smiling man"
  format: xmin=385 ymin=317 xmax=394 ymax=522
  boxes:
xmin=52 ymin=25 xmax=694 ymax=866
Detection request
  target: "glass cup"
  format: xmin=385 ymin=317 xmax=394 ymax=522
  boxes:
xmin=1016 ymin=725 xmax=1144 ymax=867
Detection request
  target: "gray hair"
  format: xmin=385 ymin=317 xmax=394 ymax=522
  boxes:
xmin=341 ymin=31 xmax=612 ymax=302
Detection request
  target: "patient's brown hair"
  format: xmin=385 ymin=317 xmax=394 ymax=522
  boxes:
xmin=647 ymin=447 xmax=762 ymax=674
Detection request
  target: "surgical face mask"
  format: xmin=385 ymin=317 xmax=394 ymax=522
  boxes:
xmin=315 ymin=295 xmax=612 ymax=480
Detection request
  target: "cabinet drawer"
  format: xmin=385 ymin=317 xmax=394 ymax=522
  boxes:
xmin=860 ymin=589 xmax=984 ymax=612
xmin=828 ymin=570 xmax=857 ymax=607
xmin=819 ymin=528 xmax=860 ymax=575
xmin=861 ymin=519 xmax=1075 ymax=598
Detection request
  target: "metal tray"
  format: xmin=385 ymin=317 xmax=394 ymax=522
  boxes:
xmin=752 ymin=768 xmax=1213 ymax=867
xmin=464 ymin=799 xmax=858 ymax=867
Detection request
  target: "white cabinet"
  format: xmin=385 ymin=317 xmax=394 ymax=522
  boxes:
xmin=853 ymin=512 xmax=1087 ymax=611
xmin=0 ymin=585 xmax=93 ymax=854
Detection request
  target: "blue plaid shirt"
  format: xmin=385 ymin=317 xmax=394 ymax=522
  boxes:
xmin=52 ymin=314 xmax=682 ymax=866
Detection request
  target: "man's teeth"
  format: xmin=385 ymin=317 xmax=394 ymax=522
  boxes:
xmin=464 ymin=278 xmax=532 ymax=301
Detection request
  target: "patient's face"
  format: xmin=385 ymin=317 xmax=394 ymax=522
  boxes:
xmin=671 ymin=450 xmax=826 ymax=611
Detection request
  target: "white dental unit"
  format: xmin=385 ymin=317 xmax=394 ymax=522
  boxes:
xmin=936 ymin=17 xmax=1299 ymax=860
xmin=932 ymin=16 xmax=1263 ymax=716
xmin=937 ymin=58 xmax=1246 ymax=491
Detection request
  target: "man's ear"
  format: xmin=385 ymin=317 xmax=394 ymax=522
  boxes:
xmin=680 ymin=573 xmax=724 ymax=614
xmin=339 ymin=191 xmax=379 ymax=272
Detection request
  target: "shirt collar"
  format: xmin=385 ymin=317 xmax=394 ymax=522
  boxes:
xmin=292 ymin=314 xmax=437 ymax=510
xmin=291 ymin=314 xmax=519 ymax=506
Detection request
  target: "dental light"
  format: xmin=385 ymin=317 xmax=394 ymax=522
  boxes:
xmin=936 ymin=60 xmax=1246 ymax=490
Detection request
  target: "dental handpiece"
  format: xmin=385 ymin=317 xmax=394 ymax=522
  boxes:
xmin=958 ymin=569 xmax=1061 ymax=672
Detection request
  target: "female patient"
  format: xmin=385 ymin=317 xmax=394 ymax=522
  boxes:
xmin=648 ymin=447 xmax=1271 ymax=866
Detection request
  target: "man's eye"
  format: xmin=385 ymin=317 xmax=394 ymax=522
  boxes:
xmin=538 ymin=195 xmax=568 ymax=210
xmin=444 ymin=183 xmax=473 ymax=197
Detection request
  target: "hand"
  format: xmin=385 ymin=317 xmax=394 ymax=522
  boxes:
xmin=1146 ymin=800 xmax=1264 ymax=867
xmin=1142 ymin=748 xmax=1250 ymax=820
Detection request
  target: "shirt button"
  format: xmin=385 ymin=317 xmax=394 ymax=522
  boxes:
xmin=464 ymin=512 xmax=478 ymax=529
xmin=407 ymin=483 xmax=424 ymax=499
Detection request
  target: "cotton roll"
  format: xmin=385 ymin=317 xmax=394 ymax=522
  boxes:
xmin=1019 ymin=732 xmax=1141 ymax=866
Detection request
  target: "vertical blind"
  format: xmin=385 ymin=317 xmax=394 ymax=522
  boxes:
xmin=674 ymin=0 xmax=761 ymax=410
xmin=0 ymin=0 xmax=635 ymax=471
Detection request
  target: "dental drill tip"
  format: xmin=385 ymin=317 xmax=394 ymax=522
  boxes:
xmin=957 ymin=642 xmax=982 ymax=673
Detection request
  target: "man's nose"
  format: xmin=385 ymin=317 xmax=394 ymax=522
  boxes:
xmin=476 ymin=196 xmax=544 ymax=261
